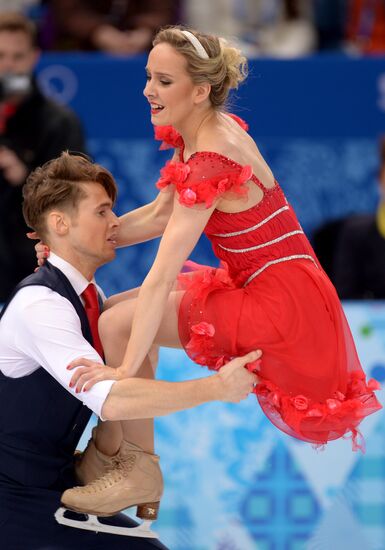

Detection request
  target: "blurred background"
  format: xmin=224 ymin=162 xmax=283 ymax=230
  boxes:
xmin=1 ymin=1 xmax=385 ymax=549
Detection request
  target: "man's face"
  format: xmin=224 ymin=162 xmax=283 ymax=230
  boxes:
xmin=0 ymin=30 xmax=38 ymax=76
xmin=66 ymin=182 xmax=120 ymax=269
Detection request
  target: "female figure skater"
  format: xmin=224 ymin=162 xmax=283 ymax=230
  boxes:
xmin=60 ymin=26 xmax=381 ymax=519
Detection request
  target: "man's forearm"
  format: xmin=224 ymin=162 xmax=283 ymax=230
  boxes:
xmin=101 ymin=375 xmax=222 ymax=421
xmin=101 ymin=350 xmax=260 ymax=420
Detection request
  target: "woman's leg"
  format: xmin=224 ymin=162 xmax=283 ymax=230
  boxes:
xmin=88 ymin=288 xmax=139 ymax=456
xmin=91 ymin=287 xmax=142 ymax=456
xmin=102 ymin=286 xmax=141 ymax=310
xmin=100 ymin=287 xmax=183 ymax=359
xmin=94 ymin=289 xmax=183 ymax=454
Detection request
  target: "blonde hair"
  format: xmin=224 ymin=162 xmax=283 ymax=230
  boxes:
xmin=153 ymin=26 xmax=248 ymax=108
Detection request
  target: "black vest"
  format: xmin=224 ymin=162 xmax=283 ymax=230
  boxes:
xmin=0 ymin=262 xmax=94 ymax=490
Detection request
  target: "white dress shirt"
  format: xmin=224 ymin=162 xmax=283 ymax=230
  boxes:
xmin=0 ymin=253 xmax=115 ymax=417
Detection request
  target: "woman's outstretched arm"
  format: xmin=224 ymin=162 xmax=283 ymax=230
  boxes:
xmin=119 ymin=198 xmax=217 ymax=376
xmin=116 ymin=187 xmax=174 ymax=247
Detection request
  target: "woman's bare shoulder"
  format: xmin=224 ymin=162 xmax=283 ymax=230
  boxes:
xmin=196 ymin=126 xmax=252 ymax=165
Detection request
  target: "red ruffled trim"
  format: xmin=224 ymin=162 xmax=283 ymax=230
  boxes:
xmin=178 ymin=260 xmax=235 ymax=296
xmin=254 ymin=372 xmax=381 ymax=451
xmin=154 ymin=113 xmax=249 ymax=151
xmin=228 ymin=113 xmax=249 ymax=131
xmin=156 ymin=159 xmax=252 ymax=208
xmin=154 ymin=114 xmax=251 ymax=207
xmin=186 ymin=323 xmax=262 ymax=372
xmin=154 ymin=125 xmax=184 ymax=150
xmin=154 ymin=114 xmax=248 ymax=151
xmin=185 ymin=321 xmax=228 ymax=369
xmin=185 ymin=321 xmax=382 ymax=449
xmin=179 ymin=263 xmax=236 ymax=368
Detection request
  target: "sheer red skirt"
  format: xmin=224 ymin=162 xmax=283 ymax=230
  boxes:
xmin=177 ymin=259 xmax=381 ymax=450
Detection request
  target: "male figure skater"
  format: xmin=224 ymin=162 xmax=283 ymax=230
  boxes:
xmin=0 ymin=152 xmax=258 ymax=549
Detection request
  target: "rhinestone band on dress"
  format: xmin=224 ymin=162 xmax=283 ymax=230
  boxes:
xmin=243 ymin=254 xmax=317 ymax=287
xmin=219 ymin=230 xmax=304 ymax=253
xmin=212 ymin=206 xmax=290 ymax=238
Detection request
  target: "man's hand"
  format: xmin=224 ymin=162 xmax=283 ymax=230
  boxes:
xmin=0 ymin=146 xmax=27 ymax=186
xmin=216 ymin=350 xmax=261 ymax=403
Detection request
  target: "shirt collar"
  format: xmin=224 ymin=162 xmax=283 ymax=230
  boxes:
xmin=48 ymin=252 xmax=96 ymax=297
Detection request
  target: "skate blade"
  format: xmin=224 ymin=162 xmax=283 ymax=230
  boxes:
xmin=54 ymin=507 xmax=158 ymax=538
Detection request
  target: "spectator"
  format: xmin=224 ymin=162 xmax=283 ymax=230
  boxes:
xmin=0 ymin=12 xmax=86 ymax=303
xmin=311 ymin=217 xmax=347 ymax=285
xmin=0 ymin=1 xmax=40 ymax=14
xmin=183 ymin=0 xmax=317 ymax=58
xmin=40 ymin=0 xmax=179 ymax=54
xmin=345 ymin=0 xmax=385 ymax=54
xmin=254 ymin=0 xmax=318 ymax=57
xmin=313 ymin=0 xmax=347 ymax=51
xmin=333 ymin=137 xmax=385 ymax=299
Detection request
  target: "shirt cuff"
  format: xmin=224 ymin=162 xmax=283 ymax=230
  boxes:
xmin=82 ymin=379 xmax=116 ymax=419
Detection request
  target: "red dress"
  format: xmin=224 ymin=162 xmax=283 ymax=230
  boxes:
xmin=154 ymin=116 xmax=382 ymax=450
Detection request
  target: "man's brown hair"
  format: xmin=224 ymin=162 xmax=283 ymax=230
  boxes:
xmin=23 ymin=151 xmax=117 ymax=239
xmin=0 ymin=12 xmax=38 ymax=47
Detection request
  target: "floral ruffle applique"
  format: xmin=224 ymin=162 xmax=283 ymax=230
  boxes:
xmin=185 ymin=323 xmax=261 ymax=373
xmin=154 ymin=125 xmax=184 ymax=150
xmin=154 ymin=115 xmax=252 ymax=207
xmin=181 ymin=264 xmax=236 ymax=369
xmin=228 ymin=113 xmax=249 ymax=131
xmin=186 ymin=321 xmax=223 ymax=368
xmin=154 ymin=114 xmax=248 ymax=150
xmin=156 ymin=158 xmax=253 ymax=208
xmin=255 ymin=371 xmax=381 ymax=451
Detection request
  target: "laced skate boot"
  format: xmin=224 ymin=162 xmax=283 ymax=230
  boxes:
xmin=62 ymin=441 xmax=163 ymax=520
xmin=74 ymin=427 xmax=119 ymax=485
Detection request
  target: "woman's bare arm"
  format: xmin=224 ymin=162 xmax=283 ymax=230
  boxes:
xmin=119 ymin=197 xmax=217 ymax=376
xmin=116 ymin=188 xmax=174 ymax=247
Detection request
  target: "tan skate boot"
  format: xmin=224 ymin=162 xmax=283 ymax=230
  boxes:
xmin=74 ymin=427 xmax=120 ymax=485
xmin=62 ymin=441 xmax=163 ymax=520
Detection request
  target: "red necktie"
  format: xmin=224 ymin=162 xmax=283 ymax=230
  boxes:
xmin=81 ymin=283 xmax=104 ymax=358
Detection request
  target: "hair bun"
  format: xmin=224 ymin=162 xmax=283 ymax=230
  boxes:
xmin=220 ymin=39 xmax=248 ymax=91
